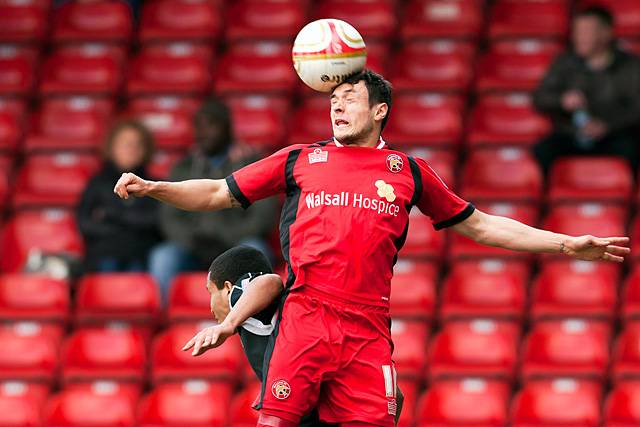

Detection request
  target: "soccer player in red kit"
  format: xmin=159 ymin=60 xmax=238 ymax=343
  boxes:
xmin=114 ymin=70 xmax=630 ymax=427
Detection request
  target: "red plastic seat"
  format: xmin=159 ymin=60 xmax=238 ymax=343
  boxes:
xmin=461 ymin=148 xmax=543 ymax=203
xmin=226 ymin=0 xmax=306 ymax=41
xmin=0 ymin=156 xmax=11 ymax=211
xmin=521 ymin=320 xmax=610 ymax=380
xmin=52 ymin=0 xmax=133 ymax=44
xmin=25 ymin=97 xmax=114 ymax=152
xmin=580 ymin=0 xmax=640 ymax=38
xmin=621 ymin=268 xmax=640 ymax=321
xmin=427 ymin=320 xmax=519 ymax=381
xmin=43 ymin=387 xmax=136 ymax=427
xmin=390 ymin=260 xmax=437 ymax=320
xmin=148 ymin=151 xmax=182 ymax=180
xmin=215 ymin=42 xmax=297 ymax=95
xmin=289 ymin=96 xmax=332 ymax=145
xmin=604 ymin=380 xmax=640 ymax=427
xmin=390 ymin=319 xmax=430 ymax=380
xmin=399 ymin=207 xmax=446 ymax=260
xmin=0 ymin=46 xmax=37 ymax=97
xmin=139 ymin=0 xmax=223 ymax=43
xmin=467 ymin=93 xmax=552 ymax=148
xmin=0 ymin=1 xmax=48 ymax=44
xmin=402 ymin=0 xmax=484 ymax=39
xmin=0 ymin=109 xmax=21 ymax=153
xmin=0 ymin=322 xmax=59 ymax=383
xmin=315 ymin=0 xmax=396 ymax=40
xmin=151 ymin=323 xmax=244 ymax=384
xmin=0 ymin=381 xmax=48 ymax=427
xmin=138 ymin=381 xmax=232 ymax=427
xmin=548 ymin=157 xmax=633 ymax=205
xmin=0 ymin=209 xmax=84 ymax=273
xmin=417 ymin=379 xmax=510 ymax=427
xmin=512 ymin=379 xmax=602 ymax=427
xmin=441 ymin=259 xmax=528 ymax=321
xmin=227 ymin=95 xmax=289 ymax=150
xmin=61 ymin=327 xmax=146 ymax=384
xmin=167 ymin=272 xmax=211 ymax=323
xmin=488 ymin=0 xmax=570 ymax=41
xmin=389 ymin=40 xmax=475 ymax=93
xmin=544 ymin=204 xmax=627 ymax=239
xmin=531 ymin=260 xmax=619 ymax=321
xmin=404 ymin=148 xmax=457 ymax=187
xmin=0 ymin=274 xmax=69 ymax=324
xmin=230 ymin=381 xmax=262 ymax=427
xmin=397 ymin=379 xmax=420 ymax=427
xmin=13 ymin=153 xmax=100 ymax=209
xmin=383 ymin=94 xmax=464 ymax=150
xmin=611 ymin=322 xmax=640 ymax=382
xmin=40 ymin=45 xmax=124 ymax=96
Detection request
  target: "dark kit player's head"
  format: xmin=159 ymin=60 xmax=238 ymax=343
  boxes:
xmin=330 ymin=69 xmax=393 ymax=145
xmin=572 ymin=6 xmax=614 ymax=59
xmin=193 ymin=97 xmax=234 ymax=156
xmin=206 ymin=246 xmax=272 ymax=322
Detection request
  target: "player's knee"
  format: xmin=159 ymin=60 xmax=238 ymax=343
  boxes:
xmin=256 ymin=413 xmax=299 ymax=427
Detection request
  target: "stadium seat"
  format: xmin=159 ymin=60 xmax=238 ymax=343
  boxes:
xmin=621 ymin=268 xmax=640 ymax=321
xmin=215 ymin=42 xmax=297 ymax=95
xmin=449 ymin=202 xmax=539 ymax=259
xmin=579 ymin=0 xmax=640 ymax=38
xmin=52 ymin=0 xmax=133 ymax=44
xmin=390 ymin=260 xmax=437 ymax=320
xmin=548 ymin=157 xmax=633 ymax=205
xmin=0 ymin=1 xmax=48 ymax=44
xmin=43 ymin=387 xmax=136 ymax=427
xmin=315 ymin=0 xmax=396 ymax=40
xmin=511 ymin=379 xmax=602 ymax=427
xmin=61 ymin=327 xmax=147 ymax=384
xmin=0 ymin=381 xmax=48 ymax=427
xmin=390 ymin=319 xmax=430 ymax=380
xmin=75 ymin=273 xmax=161 ymax=329
xmin=417 ymin=378 xmax=510 ymax=427
xmin=126 ymin=96 xmax=200 ymax=151
xmin=127 ymin=44 xmax=212 ymax=96
xmin=0 ymin=209 xmax=84 ymax=273
xmin=404 ymin=148 xmax=457 ymax=187
xmin=0 ymin=156 xmax=11 ymax=212
xmin=611 ymin=322 xmax=640 ymax=382
xmin=440 ymin=259 xmax=528 ymax=321
xmin=604 ymin=380 xmax=640 ymax=427
xmin=138 ymin=380 xmax=232 ymax=427
xmin=488 ymin=0 xmax=570 ymax=41
xmin=399 ymin=207 xmax=447 ymax=260
xmin=383 ymin=94 xmax=464 ymax=150
xmin=544 ymin=204 xmax=626 ymax=240
xmin=231 ymin=381 xmax=262 ymax=427
xmin=0 ymin=45 xmax=37 ymax=97
xmin=397 ymin=379 xmax=420 ymax=427
xmin=226 ymin=95 xmax=289 ymax=150
xmin=0 ymin=322 xmax=59 ymax=383
xmin=148 ymin=151 xmax=182 ymax=180
xmin=139 ymin=0 xmax=223 ymax=44
xmin=389 ymin=40 xmax=475 ymax=93
xmin=289 ymin=96 xmax=332 ymax=144
xmin=65 ymin=380 xmax=142 ymax=404
xmin=151 ymin=323 xmax=244 ymax=383
xmin=466 ymin=93 xmax=552 ymax=148
xmin=25 ymin=97 xmax=114 ymax=152
xmin=39 ymin=44 xmax=125 ymax=96
xmin=0 ymin=108 xmax=22 ymax=154
xmin=0 ymin=274 xmax=69 ymax=324
xmin=460 ymin=148 xmax=543 ymax=204
xmin=427 ymin=320 xmax=519 ymax=381
xmin=402 ymin=0 xmax=484 ymax=39
xmin=226 ymin=0 xmax=306 ymax=41
xmin=530 ymin=260 xmax=619 ymax=321
xmin=167 ymin=272 xmax=211 ymax=323
xmin=520 ymin=319 xmax=610 ymax=380
xmin=12 ymin=153 xmax=100 ymax=209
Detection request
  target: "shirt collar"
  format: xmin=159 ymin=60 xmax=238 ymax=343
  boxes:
xmin=333 ymin=136 xmax=386 ymax=149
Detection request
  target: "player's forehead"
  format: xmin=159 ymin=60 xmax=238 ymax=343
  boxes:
xmin=331 ymin=80 xmax=368 ymax=99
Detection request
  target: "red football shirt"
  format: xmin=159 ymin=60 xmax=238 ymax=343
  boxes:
xmin=226 ymin=139 xmax=473 ymax=309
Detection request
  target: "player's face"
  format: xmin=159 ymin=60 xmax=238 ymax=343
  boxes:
xmin=207 ymin=280 xmax=231 ymax=323
xmin=572 ymin=16 xmax=612 ymax=58
xmin=330 ymin=81 xmax=376 ymax=144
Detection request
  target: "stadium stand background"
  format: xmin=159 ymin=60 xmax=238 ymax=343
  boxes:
xmin=0 ymin=0 xmax=640 ymax=425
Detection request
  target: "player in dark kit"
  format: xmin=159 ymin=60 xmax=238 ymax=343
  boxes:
xmin=115 ymin=70 xmax=630 ymax=427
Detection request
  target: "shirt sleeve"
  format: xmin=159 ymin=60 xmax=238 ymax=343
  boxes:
xmin=225 ymin=145 xmax=299 ymax=209
xmin=413 ymin=158 xmax=475 ymax=230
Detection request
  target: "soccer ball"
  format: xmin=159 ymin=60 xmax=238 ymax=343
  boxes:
xmin=292 ymin=19 xmax=367 ymax=92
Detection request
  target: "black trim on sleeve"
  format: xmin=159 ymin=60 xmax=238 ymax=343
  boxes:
xmin=224 ymin=175 xmax=251 ymax=210
xmin=434 ymin=203 xmax=476 ymax=230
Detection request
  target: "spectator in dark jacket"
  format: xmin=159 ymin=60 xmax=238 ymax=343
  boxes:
xmin=533 ymin=6 xmax=640 ymax=174
xmin=77 ymin=119 xmax=160 ymax=272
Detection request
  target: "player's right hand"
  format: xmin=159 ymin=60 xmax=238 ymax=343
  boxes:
xmin=113 ymin=172 xmax=151 ymax=200
xmin=181 ymin=324 xmax=235 ymax=357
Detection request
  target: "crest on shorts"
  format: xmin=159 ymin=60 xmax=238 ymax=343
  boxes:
xmin=271 ymin=379 xmax=291 ymax=400
xmin=386 ymin=154 xmax=403 ymax=173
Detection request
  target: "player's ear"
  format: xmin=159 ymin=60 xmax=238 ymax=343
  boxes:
xmin=374 ymin=103 xmax=388 ymax=122
xmin=223 ymin=280 xmax=234 ymax=292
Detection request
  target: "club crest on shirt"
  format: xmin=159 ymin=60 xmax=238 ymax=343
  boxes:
xmin=375 ymin=180 xmax=396 ymax=202
xmin=386 ymin=154 xmax=403 ymax=173
xmin=271 ymin=379 xmax=291 ymax=400
xmin=308 ymin=148 xmax=328 ymax=164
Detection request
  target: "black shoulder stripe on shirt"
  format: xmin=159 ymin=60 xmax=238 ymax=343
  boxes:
xmin=280 ymin=149 xmax=302 ymax=289
xmin=307 ymin=139 xmax=332 ymax=148
xmin=434 ymin=203 xmax=476 ymax=230
xmin=225 ymin=174 xmax=251 ymax=210
xmin=407 ymin=157 xmax=423 ymax=207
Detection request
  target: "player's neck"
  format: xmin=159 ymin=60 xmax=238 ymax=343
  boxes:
xmin=336 ymin=133 xmax=380 ymax=148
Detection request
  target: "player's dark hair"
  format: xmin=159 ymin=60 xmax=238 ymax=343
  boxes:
xmin=575 ymin=6 xmax=614 ymax=28
xmin=338 ymin=69 xmax=393 ymax=131
xmin=208 ymin=246 xmax=272 ymax=290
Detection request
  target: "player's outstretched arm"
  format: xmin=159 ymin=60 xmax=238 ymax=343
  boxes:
xmin=113 ymin=172 xmax=241 ymax=211
xmin=452 ymin=209 xmax=630 ymax=262
xmin=182 ymin=274 xmax=284 ymax=356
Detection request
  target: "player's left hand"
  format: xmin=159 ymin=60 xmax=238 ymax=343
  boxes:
xmin=181 ymin=323 xmax=235 ymax=356
xmin=562 ymin=235 xmax=630 ymax=262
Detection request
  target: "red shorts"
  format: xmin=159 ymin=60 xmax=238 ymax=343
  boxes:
xmin=258 ymin=287 xmax=398 ymax=426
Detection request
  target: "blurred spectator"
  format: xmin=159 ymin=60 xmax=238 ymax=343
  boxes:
xmin=149 ymin=97 xmax=277 ymax=302
xmin=77 ymin=120 xmax=160 ymax=272
xmin=533 ymin=6 xmax=640 ymax=174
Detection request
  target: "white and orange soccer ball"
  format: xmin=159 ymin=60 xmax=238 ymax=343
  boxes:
xmin=292 ymin=19 xmax=367 ymax=92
